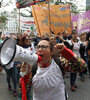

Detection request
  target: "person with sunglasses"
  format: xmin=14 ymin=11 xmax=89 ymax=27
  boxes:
xmin=17 ymin=34 xmax=36 ymax=100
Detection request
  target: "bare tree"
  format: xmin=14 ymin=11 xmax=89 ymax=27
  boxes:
xmin=0 ymin=0 xmax=12 ymax=8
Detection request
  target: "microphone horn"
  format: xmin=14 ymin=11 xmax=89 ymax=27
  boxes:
xmin=0 ymin=38 xmax=38 ymax=66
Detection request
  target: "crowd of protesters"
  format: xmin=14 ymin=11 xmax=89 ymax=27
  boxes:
xmin=0 ymin=29 xmax=90 ymax=100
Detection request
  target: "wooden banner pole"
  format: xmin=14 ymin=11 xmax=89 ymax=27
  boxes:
xmin=18 ymin=9 xmax=20 ymax=34
xmin=32 ymin=5 xmax=41 ymax=37
xmin=48 ymin=1 xmax=51 ymax=36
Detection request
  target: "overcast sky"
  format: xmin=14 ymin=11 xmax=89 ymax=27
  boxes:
xmin=1 ymin=0 xmax=87 ymax=12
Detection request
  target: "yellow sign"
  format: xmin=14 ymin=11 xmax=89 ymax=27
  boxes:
xmin=32 ymin=4 xmax=72 ymax=36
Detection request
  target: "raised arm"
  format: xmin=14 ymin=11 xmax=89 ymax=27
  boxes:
xmin=54 ymin=43 xmax=87 ymax=72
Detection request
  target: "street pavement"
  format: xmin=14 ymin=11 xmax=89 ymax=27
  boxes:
xmin=0 ymin=70 xmax=18 ymax=100
xmin=0 ymin=70 xmax=90 ymax=100
xmin=65 ymin=73 xmax=90 ymax=100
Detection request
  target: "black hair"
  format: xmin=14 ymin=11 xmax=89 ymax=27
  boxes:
xmin=57 ymin=32 xmax=61 ymax=35
xmin=51 ymin=31 xmax=54 ymax=35
xmin=86 ymin=32 xmax=90 ymax=41
xmin=71 ymin=29 xmax=77 ymax=35
xmin=87 ymin=41 xmax=90 ymax=50
xmin=63 ymin=30 xmax=67 ymax=34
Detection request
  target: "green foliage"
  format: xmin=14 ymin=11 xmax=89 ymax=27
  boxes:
xmin=0 ymin=16 xmax=7 ymax=23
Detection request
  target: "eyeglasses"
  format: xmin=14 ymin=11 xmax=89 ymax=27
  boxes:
xmin=36 ymin=45 xmax=50 ymax=50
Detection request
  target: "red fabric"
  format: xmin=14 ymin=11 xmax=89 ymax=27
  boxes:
xmin=20 ymin=78 xmax=27 ymax=100
xmin=38 ymin=61 xmax=51 ymax=68
xmin=27 ymin=30 xmax=30 ymax=32
xmin=20 ymin=75 xmax=30 ymax=100
xmin=30 ymin=48 xmax=32 ymax=51
xmin=37 ymin=55 xmax=42 ymax=62
xmin=60 ymin=46 xmax=74 ymax=61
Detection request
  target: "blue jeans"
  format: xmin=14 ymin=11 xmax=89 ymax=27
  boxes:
xmin=4 ymin=66 xmax=17 ymax=90
xmin=14 ymin=61 xmax=22 ymax=83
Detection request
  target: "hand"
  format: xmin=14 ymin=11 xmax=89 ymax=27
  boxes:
xmin=54 ymin=43 xmax=65 ymax=52
xmin=20 ymin=62 xmax=31 ymax=76
xmin=59 ymin=36 xmax=65 ymax=42
xmin=16 ymin=64 xmax=22 ymax=68
xmin=83 ymin=41 xmax=88 ymax=46
xmin=20 ymin=62 xmax=27 ymax=72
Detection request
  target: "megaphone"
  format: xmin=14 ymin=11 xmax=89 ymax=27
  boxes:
xmin=0 ymin=38 xmax=38 ymax=66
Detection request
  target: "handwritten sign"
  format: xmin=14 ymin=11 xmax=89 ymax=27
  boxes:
xmin=71 ymin=10 xmax=90 ymax=35
xmin=32 ymin=4 xmax=72 ymax=36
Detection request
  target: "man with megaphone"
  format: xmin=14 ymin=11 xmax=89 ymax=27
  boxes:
xmin=0 ymin=37 xmax=87 ymax=100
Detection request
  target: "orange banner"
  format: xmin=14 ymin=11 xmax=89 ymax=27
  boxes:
xmin=32 ymin=4 xmax=72 ymax=36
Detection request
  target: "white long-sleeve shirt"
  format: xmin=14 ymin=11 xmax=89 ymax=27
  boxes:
xmin=32 ymin=59 xmax=65 ymax=100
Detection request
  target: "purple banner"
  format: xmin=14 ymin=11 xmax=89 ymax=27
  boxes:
xmin=71 ymin=10 xmax=90 ymax=35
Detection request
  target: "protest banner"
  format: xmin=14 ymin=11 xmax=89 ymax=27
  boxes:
xmin=19 ymin=16 xmax=35 ymax=31
xmin=32 ymin=4 xmax=72 ymax=36
xmin=71 ymin=10 xmax=90 ymax=35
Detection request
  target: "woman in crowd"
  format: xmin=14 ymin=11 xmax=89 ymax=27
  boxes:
xmin=79 ymin=32 xmax=88 ymax=65
xmin=67 ymin=30 xmax=85 ymax=90
xmin=19 ymin=37 xmax=86 ymax=100
xmin=58 ymin=30 xmax=86 ymax=91
xmin=3 ymin=36 xmax=18 ymax=97
xmin=4 ymin=62 xmax=17 ymax=96
xmin=17 ymin=34 xmax=36 ymax=100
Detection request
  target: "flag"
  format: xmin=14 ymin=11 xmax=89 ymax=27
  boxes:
xmin=16 ymin=0 xmax=49 ymax=9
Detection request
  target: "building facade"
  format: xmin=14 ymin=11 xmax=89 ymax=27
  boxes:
xmin=6 ymin=16 xmax=18 ymax=34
